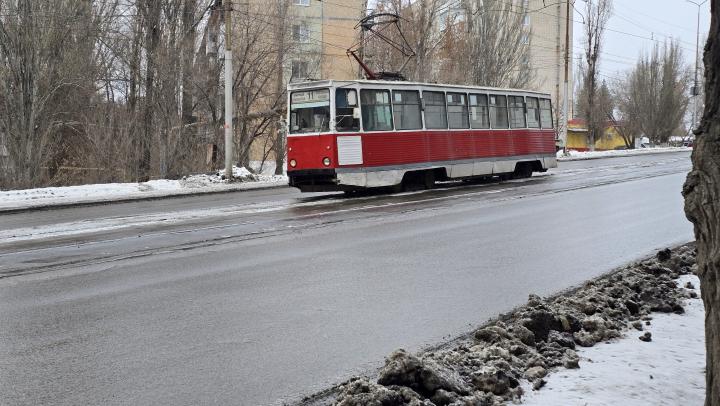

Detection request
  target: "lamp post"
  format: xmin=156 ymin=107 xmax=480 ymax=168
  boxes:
xmin=686 ymin=0 xmax=707 ymax=132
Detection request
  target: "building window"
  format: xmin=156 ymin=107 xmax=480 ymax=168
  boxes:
xmin=292 ymin=23 xmax=309 ymax=42
xmin=469 ymin=94 xmax=490 ymax=129
xmin=521 ymin=32 xmax=529 ymax=45
xmin=392 ymin=90 xmax=422 ymax=130
xmin=526 ymin=97 xmax=540 ymax=128
xmin=293 ymin=0 xmax=310 ymax=6
xmin=447 ymin=93 xmax=469 ymax=129
xmin=509 ymin=96 xmax=526 ymax=128
xmin=523 ymin=14 xmax=530 ymax=26
xmin=291 ymin=60 xmax=308 ymax=79
xmin=489 ymin=95 xmax=509 ymax=129
xmin=360 ymin=89 xmax=393 ymax=131
xmin=423 ymin=91 xmax=448 ymax=129
xmin=540 ymin=99 xmax=554 ymax=129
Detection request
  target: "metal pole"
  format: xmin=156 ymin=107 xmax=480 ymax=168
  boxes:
xmin=562 ymin=0 xmax=570 ymax=153
xmin=687 ymin=0 xmax=707 ymax=132
xmin=224 ymin=0 xmax=234 ymax=179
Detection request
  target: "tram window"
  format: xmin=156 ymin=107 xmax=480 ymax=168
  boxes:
xmin=508 ymin=96 xmax=526 ymax=128
xmin=540 ymin=98 xmax=554 ymax=129
xmin=360 ymin=89 xmax=393 ymax=131
xmin=447 ymin=93 xmax=469 ymax=129
xmin=469 ymin=94 xmax=490 ymax=129
xmin=392 ymin=90 xmax=422 ymax=130
xmin=526 ymin=97 xmax=540 ymax=128
xmin=489 ymin=95 xmax=509 ymax=129
xmin=423 ymin=91 xmax=447 ymax=129
xmin=290 ymin=89 xmax=330 ymax=134
xmin=335 ymin=88 xmax=360 ymax=132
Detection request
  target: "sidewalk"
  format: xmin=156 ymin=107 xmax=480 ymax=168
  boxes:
xmin=323 ymin=245 xmax=704 ymax=406
xmin=0 ymin=167 xmax=288 ymax=213
xmin=557 ymin=146 xmax=691 ymax=161
xmin=521 ymin=274 xmax=705 ymax=405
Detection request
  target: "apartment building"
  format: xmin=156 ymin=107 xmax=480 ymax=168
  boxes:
xmin=285 ymin=0 xmax=361 ymax=81
xmin=436 ymin=0 xmax=573 ymax=134
xmin=525 ymin=0 xmax=574 ymax=133
xmin=242 ymin=0 xmax=362 ymax=167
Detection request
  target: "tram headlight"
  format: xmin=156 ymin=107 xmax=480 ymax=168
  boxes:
xmin=322 ymin=157 xmax=331 ymax=167
xmin=290 ymin=159 xmax=297 ymax=168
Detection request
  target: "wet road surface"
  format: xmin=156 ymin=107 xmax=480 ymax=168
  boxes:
xmin=0 ymin=152 xmax=694 ymax=405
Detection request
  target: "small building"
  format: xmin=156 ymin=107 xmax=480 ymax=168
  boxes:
xmin=567 ymin=118 xmax=630 ymax=151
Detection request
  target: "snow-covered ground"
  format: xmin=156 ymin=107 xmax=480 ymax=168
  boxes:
xmin=0 ymin=165 xmax=287 ymax=212
xmin=522 ymin=274 xmax=705 ymax=406
xmin=557 ymin=147 xmax=691 ymax=161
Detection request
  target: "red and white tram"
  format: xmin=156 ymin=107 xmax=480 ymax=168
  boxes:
xmin=286 ymin=80 xmax=557 ymax=192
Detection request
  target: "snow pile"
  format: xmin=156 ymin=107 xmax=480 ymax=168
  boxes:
xmin=0 ymin=166 xmax=287 ymax=211
xmin=557 ymin=147 xmax=691 ymax=161
xmin=325 ymin=245 xmax=700 ymax=406
xmin=521 ymin=273 xmax=704 ymax=406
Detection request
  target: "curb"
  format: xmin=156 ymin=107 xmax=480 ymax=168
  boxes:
xmin=0 ymin=183 xmax=289 ymax=215
xmin=557 ymin=149 xmax=691 ymax=162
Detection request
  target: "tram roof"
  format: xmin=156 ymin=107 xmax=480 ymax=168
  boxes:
xmin=287 ymin=79 xmax=551 ymax=98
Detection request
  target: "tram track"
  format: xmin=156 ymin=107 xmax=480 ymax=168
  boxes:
xmin=0 ymin=153 xmax=691 ymax=280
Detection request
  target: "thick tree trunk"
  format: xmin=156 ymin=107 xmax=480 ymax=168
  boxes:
xmin=683 ymin=2 xmax=720 ymax=405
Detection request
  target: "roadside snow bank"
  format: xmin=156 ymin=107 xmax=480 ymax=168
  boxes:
xmin=320 ymin=245 xmax=700 ymax=406
xmin=557 ymin=147 xmax=691 ymax=161
xmin=521 ymin=273 xmax=704 ymax=406
xmin=0 ymin=166 xmax=287 ymax=212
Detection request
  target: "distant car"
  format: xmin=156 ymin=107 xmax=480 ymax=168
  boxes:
xmin=683 ymin=140 xmax=694 ymax=148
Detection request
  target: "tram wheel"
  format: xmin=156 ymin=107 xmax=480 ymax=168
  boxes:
xmin=512 ymin=163 xmax=533 ymax=179
xmin=423 ymin=171 xmax=436 ymax=189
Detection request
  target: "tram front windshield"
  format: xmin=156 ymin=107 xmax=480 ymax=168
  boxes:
xmin=290 ymin=89 xmax=330 ymax=134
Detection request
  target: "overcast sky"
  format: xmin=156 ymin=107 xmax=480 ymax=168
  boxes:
xmin=572 ymin=0 xmax=712 ymax=84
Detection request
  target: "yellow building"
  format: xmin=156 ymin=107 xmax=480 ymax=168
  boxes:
xmin=567 ymin=119 xmax=628 ymax=151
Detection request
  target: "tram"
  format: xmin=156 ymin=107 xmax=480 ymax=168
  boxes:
xmin=286 ymin=79 xmax=557 ymax=192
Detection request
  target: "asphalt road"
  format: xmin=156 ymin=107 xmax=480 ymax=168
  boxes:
xmin=0 ymin=152 xmax=694 ymax=405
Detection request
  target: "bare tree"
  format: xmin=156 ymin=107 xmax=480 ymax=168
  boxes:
xmin=230 ymin=2 xmax=297 ymax=170
xmin=576 ymin=60 xmax=614 ymax=145
xmin=615 ymin=42 xmax=689 ymax=145
xmin=459 ymin=0 xmax=535 ymax=88
xmin=0 ymin=0 xmax=120 ymax=188
xmin=364 ymin=0 xmax=534 ymax=87
xmin=581 ymin=0 xmax=612 ymax=151
xmin=683 ymin=3 xmax=720 ymax=405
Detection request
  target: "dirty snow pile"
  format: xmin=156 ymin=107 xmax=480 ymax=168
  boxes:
xmin=556 ymin=147 xmax=690 ymax=161
xmin=0 ymin=165 xmax=287 ymax=211
xmin=324 ymin=245 xmax=700 ymax=406
xmin=522 ymin=273 xmax=704 ymax=405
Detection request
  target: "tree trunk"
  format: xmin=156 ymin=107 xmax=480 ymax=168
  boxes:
xmin=178 ymin=0 xmax=197 ymax=176
xmin=683 ymin=2 xmax=720 ymax=405
xmin=139 ymin=0 xmax=162 ymax=182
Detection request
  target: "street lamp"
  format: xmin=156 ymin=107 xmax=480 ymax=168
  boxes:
xmin=686 ymin=0 xmax=708 ymax=132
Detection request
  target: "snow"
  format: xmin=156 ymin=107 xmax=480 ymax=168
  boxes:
xmin=521 ymin=274 xmax=705 ymax=406
xmin=557 ymin=147 xmax=691 ymax=161
xmin=0 ymin=166 xmax=288 ymax=212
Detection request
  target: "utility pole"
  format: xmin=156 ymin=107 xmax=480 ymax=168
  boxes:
xmin=224 ymin=0 xmax=234 ymax=179
xmin=274 ymin=1 xmax=287 ymax=175
xmin=562 ymin=0 xmax=571 ymax=153
xmin=687 ymin=0 xmax=707 ymax=132
xmin=358 ymin=0 xmax=368 ymax=79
